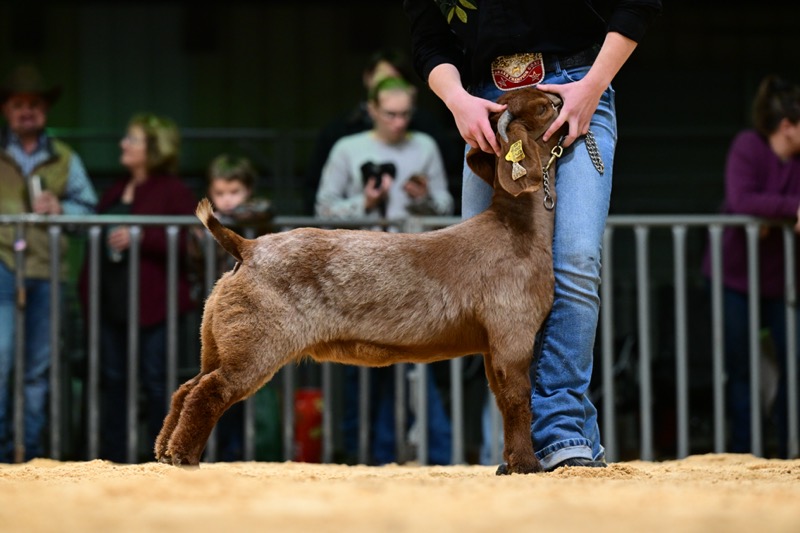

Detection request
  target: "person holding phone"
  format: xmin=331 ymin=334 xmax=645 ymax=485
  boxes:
xmin=315 ymin=76 xmax=452 ymax=222
xmin=314 ymin=76 xmax=454 ymax=466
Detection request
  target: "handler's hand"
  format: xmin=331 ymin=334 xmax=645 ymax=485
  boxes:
xmin=447 ymin=91 xmax=507 ymax=156
xmin=537 ymin=77 xmax=605 ymax=148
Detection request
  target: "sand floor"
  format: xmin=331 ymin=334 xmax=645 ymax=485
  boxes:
xmin=1 ymin=453 xmax=799 ymax=532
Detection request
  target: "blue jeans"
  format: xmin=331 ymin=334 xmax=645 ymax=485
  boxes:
xmin=342 ymin=365 xmax=453 ymax=465
xmin=0 ymin=262 xmax=54 ymax=462
xmin=465 ymin=64 xmax=613 ymax=469
xmin=723 ymin=287 xmax=797 ymax=457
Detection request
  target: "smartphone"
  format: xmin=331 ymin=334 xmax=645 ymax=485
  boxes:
xmin=29 ymin=175 xmax=42 ymax=207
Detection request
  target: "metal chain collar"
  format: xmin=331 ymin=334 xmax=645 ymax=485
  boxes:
xmin=538 ymin=129 xmax=604 ymax=211
xmin=542 ymin=168 xmax=555 ymax=211
xmin=541 ymin=135 xmax=564 ymax=211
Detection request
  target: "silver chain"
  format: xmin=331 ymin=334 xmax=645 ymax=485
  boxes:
xmin=540 ymin=131 xmax=601 ymax=211
xmin=585 ymin=130 xmax=605 ymax=174
xmin=542 ymin=168 xmax=555 ymax=211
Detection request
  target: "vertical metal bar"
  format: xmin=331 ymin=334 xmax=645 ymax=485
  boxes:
xmin=600 ymin=226 xmax=617 ymax=462
xmin=203 ymin=231 xmax=218 ymax=461
xmin=635 ymin=225 xmax=653 ymax=461
xmin=783 ymin=227 xmax=798 ymax=458
xmin=450 ymin=357 xmax=464 ymax=464
xmin=708 ymin=225 xmax=726 ymax=453
xmin=489 ymin=391 xmax=501 ymax=464
xmin=238 ymin=217 xmax=258 ymax=461
xmin=165 ymin=226 xmax=179 ymax=404
xmin=13 ymin=222 xmax=26 ymax=463
xmin=416 ymin=363 xmax=429 ymax=465
xmin=394 ymin=363 xmax=407 ymax=463
xmin=282 ymin=364 xmax=295 ymax=462
xmin=126 ymin=226 xmax=142 ymax=463
xmin=673 ymin=225 xmax=690 ymax=458
xmin=48 ymin=225 xmax=62 ymax=459
xmin=243 ymin=396 xmax=255 ymax=461
xmin=358 ymin=366 xmax=370 ymax=465
xmin=321 ymin=362 xmax=334 ymax=463
xmin=745 ymin=223 xmax=762 ymax=456
xmin=87 ymin=226 xmax=102 ymax=459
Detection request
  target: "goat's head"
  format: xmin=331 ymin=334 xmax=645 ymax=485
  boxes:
xmin=467 ymin=88 xmax=565 ymax=197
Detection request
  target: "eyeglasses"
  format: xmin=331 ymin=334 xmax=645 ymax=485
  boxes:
xmin=122 ymin=135 xmax=146 ymax=145
xmin=377 ymin=107 xmax=414 ymax=121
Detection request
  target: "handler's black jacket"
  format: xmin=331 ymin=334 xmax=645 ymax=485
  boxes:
xmin=403 ymin=0 xmax=663 ymax=89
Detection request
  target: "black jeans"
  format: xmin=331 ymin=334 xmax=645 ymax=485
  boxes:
xmin=723 ymin=288 xmax=795 ymax=457
xmin=99 ymin=320 xmax=168 ymax=463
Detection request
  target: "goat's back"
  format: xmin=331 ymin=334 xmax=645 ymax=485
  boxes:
xmin=212 ymin=213 xmax=549 ymax=356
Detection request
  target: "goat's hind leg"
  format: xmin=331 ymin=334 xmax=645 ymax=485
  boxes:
xmin=484 ymin=347 xmax=541 ymax=474
xmin=163 ymin=369 xmax=243 ymax=466
xmin=155 ymin=374 xmax=202 ymax=463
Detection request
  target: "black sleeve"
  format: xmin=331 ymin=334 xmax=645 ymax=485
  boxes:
xmin=403 ymin=0 xmax=466 ymax=83
xmin=607 ymin=0 xmax=663 ymax=43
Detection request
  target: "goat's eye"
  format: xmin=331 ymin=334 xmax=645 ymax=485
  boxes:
xmin=538 ymin=104 xmax=547 ymax=115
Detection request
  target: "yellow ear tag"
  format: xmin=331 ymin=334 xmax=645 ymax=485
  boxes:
xmin=504 ymin=140 xmax=527 ymax=180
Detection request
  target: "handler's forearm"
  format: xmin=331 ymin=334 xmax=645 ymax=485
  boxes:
xmin=582 ymin=32 xmax=638 ymax=91
xmin=427 ymin=63 xmax=469 ymax=109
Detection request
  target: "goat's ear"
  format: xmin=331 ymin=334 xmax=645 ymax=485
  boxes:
xmin=466 ymin=146 xmax=497 ymax=188
xmin=494 ymin=121 xmax=543 ymax=197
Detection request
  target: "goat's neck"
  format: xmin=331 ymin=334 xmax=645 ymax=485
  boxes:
xmin=486 ymin=188 xmax=554 ymax=245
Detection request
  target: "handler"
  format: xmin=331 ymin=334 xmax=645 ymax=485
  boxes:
xmin=403 ymin=0 xmax=662 ymax=471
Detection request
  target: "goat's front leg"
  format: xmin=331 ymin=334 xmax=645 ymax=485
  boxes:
xmin=484 ymin=350 xmax=541 ymax=474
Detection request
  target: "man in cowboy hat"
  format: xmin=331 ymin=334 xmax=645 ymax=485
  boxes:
xmin=0 ymin=63 xmax=97 ymax=462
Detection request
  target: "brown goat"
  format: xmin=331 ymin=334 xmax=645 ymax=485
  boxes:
xmin=155 ymin=87 xmax=565 ymax=473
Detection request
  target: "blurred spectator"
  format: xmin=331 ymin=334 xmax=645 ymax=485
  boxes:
xmin=79 ymin=112 xmax=196 ymax=463
xmin=304 ymin=47 xmax=461 ymax=215
xmin=315 ymin=76 xmax=453 ymax=465
xmin=0 ymin=64 xmax=97 ymax=462
xmin=701 ymin=74 xmax=800 ymax=458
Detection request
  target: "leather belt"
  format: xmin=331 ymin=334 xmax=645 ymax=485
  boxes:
xmin=489 ymin=46 xmax=600 ymax=91
xmin=542 ymin=46 xmax=600 ymax=72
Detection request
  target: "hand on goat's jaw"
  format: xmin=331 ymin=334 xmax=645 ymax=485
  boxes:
xmin=466 ymin=88 xmax=566 ymax=197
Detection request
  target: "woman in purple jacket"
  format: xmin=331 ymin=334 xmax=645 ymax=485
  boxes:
xmin=702 ymin=75 xmax=800 ymax=457
xmin=80 ymin=113 xmax=197 ymax=463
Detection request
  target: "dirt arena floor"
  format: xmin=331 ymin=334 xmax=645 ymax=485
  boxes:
xmin=1 ymin=453 xmax=799 ymax=532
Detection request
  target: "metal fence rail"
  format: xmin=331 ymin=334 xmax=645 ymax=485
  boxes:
xmin=1 ymin=212 xmax=798 ymax=464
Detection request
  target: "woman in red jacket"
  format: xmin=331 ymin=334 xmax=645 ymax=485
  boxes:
xmin=80 ymin=112 xmax=197 ymax=463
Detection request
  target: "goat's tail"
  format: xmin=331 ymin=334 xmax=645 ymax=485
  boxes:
xmin=196 ymin=198 xmax=245 ymax=263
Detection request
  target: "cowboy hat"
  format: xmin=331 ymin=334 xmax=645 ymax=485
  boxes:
xmin=0 ymin=64 xmax=62 ymax=105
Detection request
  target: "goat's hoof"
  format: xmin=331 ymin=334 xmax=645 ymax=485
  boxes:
xmin=168 ymin=451 xmax=199 ymax=467
xmin=495 ymin=461 xmax=544 ymax=475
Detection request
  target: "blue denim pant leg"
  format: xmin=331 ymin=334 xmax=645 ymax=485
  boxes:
xmin=372 ymin=366 xmax=453 ymax=465
xmin=0 ymin=263 xmax=15 ymax=461
xmin=22 ymin=278 xmax=53 ymax=460
xmin=0 ymin=262 xmax=53 ymax=461
xmin=464 ymin=66 xmax=614 ymax=469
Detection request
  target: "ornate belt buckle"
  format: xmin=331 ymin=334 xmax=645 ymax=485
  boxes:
xmin=491 ymin=52 xmax=544 ymax=91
